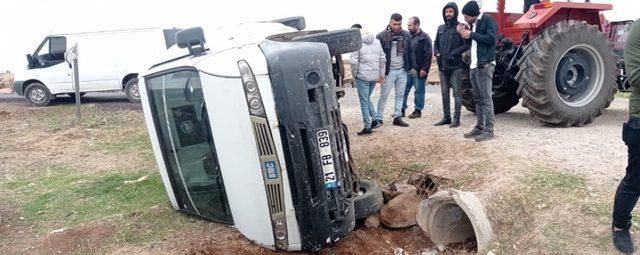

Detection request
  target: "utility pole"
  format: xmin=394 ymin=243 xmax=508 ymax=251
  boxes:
xmin=65 ymin=44 xmax=81 ymax=123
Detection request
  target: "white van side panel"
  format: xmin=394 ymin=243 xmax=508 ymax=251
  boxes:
xmin=19 ymin=29 xmax=168 ymax=95
xmin=199 ymin=73 xmax=275 ymax=248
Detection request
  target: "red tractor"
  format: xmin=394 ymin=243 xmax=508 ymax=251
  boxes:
xmin=461 ymin=0 xmax=618 ymax=126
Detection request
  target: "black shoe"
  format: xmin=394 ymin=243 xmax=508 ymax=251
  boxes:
xmin=434 ymin=117 xmax=452 ymax=126
xmin=449 ymin=118 xmax=460 ymax=128
xmin=357 ymin=128 xmax=373 ymax=136
xmin=371 ymin=120 xmax=383 ymax=129
xmin=613 ymin=228 xmax=634 ymax=254
xmin=464 ymin=128 xmax=483 ymax=138
xmin=393 ymin=117 xmax=409 ymax=127
xmin=408 ymin=110 xmax=422 ymax=119
xmin=474 ymin=132 xmax=495 ymax=142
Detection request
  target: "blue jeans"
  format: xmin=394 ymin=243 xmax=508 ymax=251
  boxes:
xmin=402 ymin=73 xmax=427 ymax=111
xmin=470 ymin=64 xmax=496 ymax=133
xmin=356 ymin=79 xmax=377 ymax=129
xmin=376 ymin=69 xmax=408 ymax=120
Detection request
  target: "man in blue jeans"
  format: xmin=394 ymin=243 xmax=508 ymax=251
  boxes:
xmin=402 ymin=16 xmax=432 ymax=119
xmin=375 ymin=13 xmax=416 ymax=128
xmin=350 ymin=28 xmax=386 ymax=135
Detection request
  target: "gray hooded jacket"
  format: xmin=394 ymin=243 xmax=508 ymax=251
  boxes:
xmin=350 ymin=33 xmax=386 ymax=82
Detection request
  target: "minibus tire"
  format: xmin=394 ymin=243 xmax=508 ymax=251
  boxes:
xmin=353 ymin=179 xmax=384 ymax=220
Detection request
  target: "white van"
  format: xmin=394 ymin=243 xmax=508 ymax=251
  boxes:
xmin=139 ymin=17 xmax=383 ymax=252
xmin=13 ymin=28 xmax=180 ymax=106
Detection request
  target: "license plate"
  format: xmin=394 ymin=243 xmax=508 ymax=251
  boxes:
xmin=316 ymin=129 xmax=338 ymax=189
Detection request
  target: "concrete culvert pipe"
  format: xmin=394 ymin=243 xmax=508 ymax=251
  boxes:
xmin=416 ymin=189 xmax=493 ymax=253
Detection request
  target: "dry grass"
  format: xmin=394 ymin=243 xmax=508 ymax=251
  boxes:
xmin=487 ymin=168 xmax=622 ymax=254
xmin=0 ymin=71 xmax=13 ymax=89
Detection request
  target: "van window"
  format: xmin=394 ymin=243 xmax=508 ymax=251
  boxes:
xmin=49 ymin=37 xmax=67 ymax=61
xmin=145 ymin=69 xmax=233 ymax=224
xmin=34 ymin=37 xmax=67 ymax=68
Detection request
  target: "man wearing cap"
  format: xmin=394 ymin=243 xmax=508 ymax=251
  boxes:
xmin=459 ymin=1 xmax=498 ymax=142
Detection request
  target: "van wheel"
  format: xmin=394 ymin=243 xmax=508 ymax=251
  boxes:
xmin=25 ymin=82 xmax=52 ymax=106
xmin=125 ymin=78 xmax=140 ymax=103
xmin=353 ymin=179 xmax=384 ymax=220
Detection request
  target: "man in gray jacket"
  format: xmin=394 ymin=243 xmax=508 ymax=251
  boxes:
xmin=351 ymin=28 xmax=386 ymax=135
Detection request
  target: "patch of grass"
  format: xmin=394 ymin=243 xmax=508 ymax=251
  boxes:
xmin=100 ymin=129 xmax=152 ymax=155
xmin=358 ymin=159 xmax=393 ymax=183
xmin=114 ymin=203 xmax=195 ymax=244
xmin=2 ymin=165 xmax=166 ymax=233
xmin=489 ymin=168 xmax=617 ymax=253
xmin=42 ymin=104 xmax=76 ymax=130
xmin=404 ymin=162 xmax=430 ymax=173
xmin=522 ymin=169 xmax=588 ymax=206
xmin=453 ymin=161 xmax=492 ymax=189
xmin=1 ymin=163 xmax=208 ymax=246
xmin=616 ymin=91 xmax=631 ymax=99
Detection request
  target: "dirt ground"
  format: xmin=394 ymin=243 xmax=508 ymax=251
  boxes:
xmin=0 ymin=86 xmax=633 ymax=254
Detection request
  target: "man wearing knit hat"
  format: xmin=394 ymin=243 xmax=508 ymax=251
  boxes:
xmin=459 ymin=0 xmax=498 ymax=142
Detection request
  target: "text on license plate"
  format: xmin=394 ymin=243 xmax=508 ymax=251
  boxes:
xmin=316 ymin=129 xmax=338 ymax=189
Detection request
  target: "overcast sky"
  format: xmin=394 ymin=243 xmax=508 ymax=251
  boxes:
xmin=0 ymin=0 xmax=636 ymax=73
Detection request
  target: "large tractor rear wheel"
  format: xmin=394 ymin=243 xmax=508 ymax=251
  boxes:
xmin=516 ymin=21 xmax=616 ymax=126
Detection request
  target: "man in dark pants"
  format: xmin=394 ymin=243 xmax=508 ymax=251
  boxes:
xmin=374 ymin=13 xmax=416 ymax=128
xmin=459 ymin=1 xmax=497 ymax=142
xmin=402 ymin=16 xmax=432 ymax=119
xmin=612 ymin=19 xmax=640 ymax=254
xmin=434 ymin=2 xmax=469 ymax=128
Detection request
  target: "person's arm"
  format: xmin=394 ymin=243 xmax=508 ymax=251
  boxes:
xmin=422 ymin=35 xmax=433 ymax=73
xmin=350 ymin=50 xmax=359 ymax=80
xmin=450 ymin=36 xmax=471 ymax=57
xmin=470 ymin=17 xmax=497 ymax=45
xmin=433 ymin=28 xmax=441 ymax=57
xmin=378 ymin=41 xmax=386 ymax=78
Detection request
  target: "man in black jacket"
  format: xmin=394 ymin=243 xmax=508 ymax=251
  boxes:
xmin=434 ymin=2 xmax=469 ymax=128
xmin=401 ymin=16 xmax=432 ymax=119
xmin=459 ymin=1 xmax=498 ymax=142
xmin=374 ymin=13 xmax=416 ymax=128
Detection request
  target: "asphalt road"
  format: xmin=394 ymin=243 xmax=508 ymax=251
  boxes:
xmin=0 ymin=91 xmax=141 ymax=109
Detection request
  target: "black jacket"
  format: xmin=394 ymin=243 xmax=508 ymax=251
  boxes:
xmin=434 ymin=2 xmax=470 ymax=72
xmin=411 ymin=29 xmax=433 ymax=74
xmin=376 ymin=29 xmax=416 ymax=75
xmin=470 ymin=13 xmax=497 ymax=67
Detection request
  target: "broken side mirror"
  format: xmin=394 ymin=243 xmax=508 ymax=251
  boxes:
xmin=26 ymin=54 xmax=35 ymax=68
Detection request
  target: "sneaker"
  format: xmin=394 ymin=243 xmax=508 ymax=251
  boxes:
xmin=463 ymin=128 xmax=483 ymax=138
xmin=357 ymin=128 xmax=373 ymax=136
xmin=434 ymin=117 xmax=452 ymax=126
xmin=408 ymin=110 xmax=422 ymax=119
xmin=612 ymin=228 xmax=634 ymax=254
xmin=474 ymin=132 xmax=495 ymax=142
xmin=449 ymin=118 xmax=460 ymax=128
xmin=393 ymin=117 xmax=409 ymax=127
xmin=371 ymin=120 xmax=383 ymax=129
